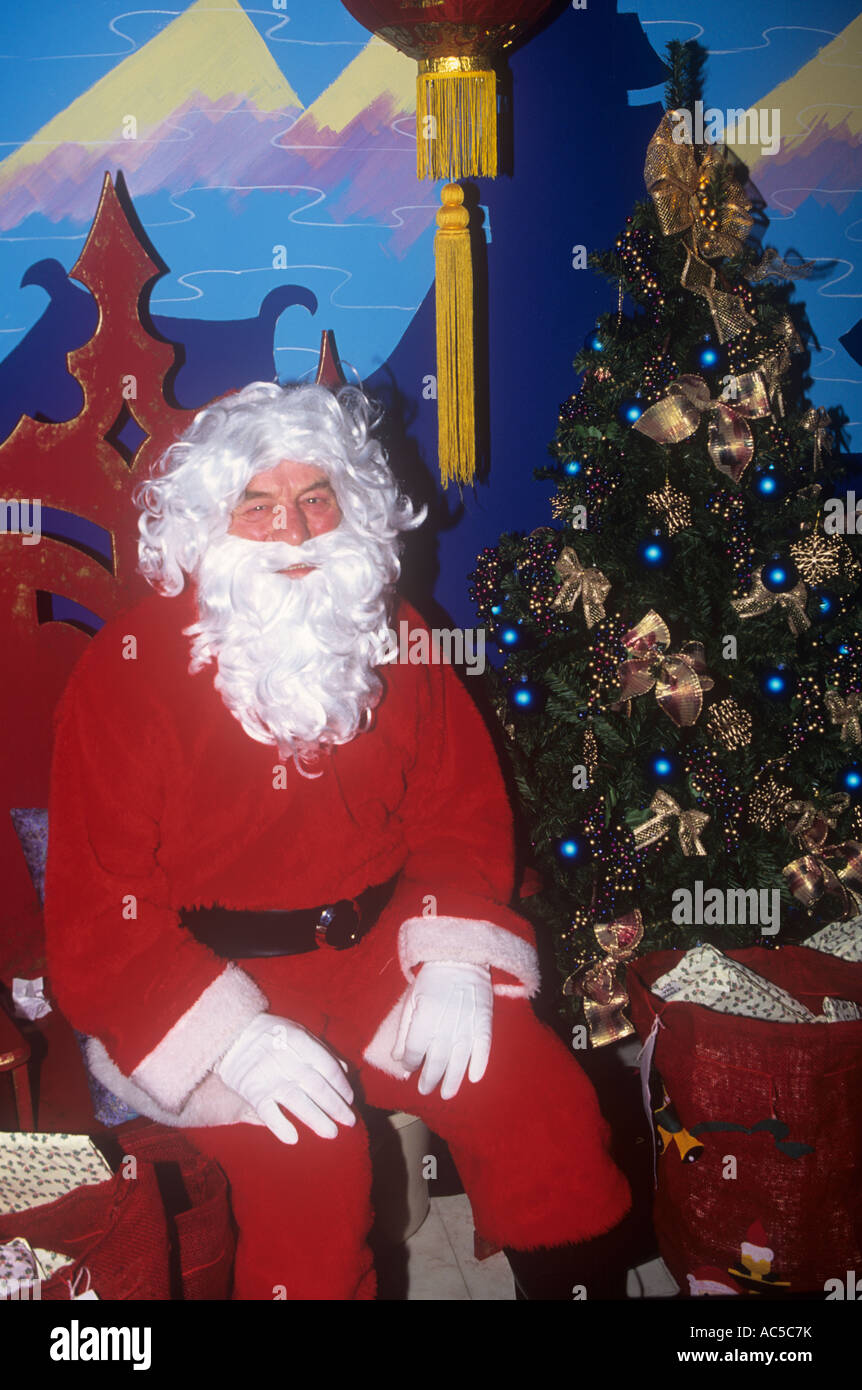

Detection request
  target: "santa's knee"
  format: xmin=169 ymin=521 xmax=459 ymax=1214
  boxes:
xmin=392 ymin=1002 xmax=631 ymax=1251
xmin=187 ymin=1118 xmax=376 ymax=1300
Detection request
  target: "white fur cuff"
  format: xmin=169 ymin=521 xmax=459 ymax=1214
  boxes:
xmin=398 ymin=916 xmax=540 ymax=999
xmin=129 ymin=965 xmax=268 ymax=1114
xmin=87 ymin=1038 xmax=264 ymax=1129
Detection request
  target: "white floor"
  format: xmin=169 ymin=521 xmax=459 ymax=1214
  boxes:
xmin=400 ymin=1192 xmax=680 ymax=1300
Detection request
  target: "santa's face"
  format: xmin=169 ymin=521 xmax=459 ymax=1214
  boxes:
xmin=227 ymin=458 xmax=343 ymax=577
xmin=186 ymin=454 xmax=397 ymax=770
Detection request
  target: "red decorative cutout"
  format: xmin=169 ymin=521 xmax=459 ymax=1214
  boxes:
xmin=0 ymin=173 xmax=195 ymax=966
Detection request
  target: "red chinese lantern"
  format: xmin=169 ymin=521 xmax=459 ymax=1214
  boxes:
xmin=339 ymin=1 xmax=554 ymax=486
xmin=340 ymin=1 xmax=553 ymax=181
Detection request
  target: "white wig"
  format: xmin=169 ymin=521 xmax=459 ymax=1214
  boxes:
xmin=135 ymin=380 xmax=424 ymax=593
xmin=133 ymin=382 xmax=426 ymax=774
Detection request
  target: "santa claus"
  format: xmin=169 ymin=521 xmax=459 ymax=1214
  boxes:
xmin=45 ymin=380 xmax=631 ymax=1299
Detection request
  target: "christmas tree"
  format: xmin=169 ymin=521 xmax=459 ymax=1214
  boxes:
xmin=470 ymin=43 xmax=862 ymax=1038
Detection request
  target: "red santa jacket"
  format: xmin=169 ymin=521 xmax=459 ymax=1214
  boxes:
xmin=44 ymin=587 xmax=540 ymax=1127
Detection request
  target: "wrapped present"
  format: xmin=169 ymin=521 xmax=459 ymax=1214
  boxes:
xmin=0 ymin=1132 xmax=113 ymax=1216
xmin=803 ymin=914 xmax=862 ymax=963
xmin=650 ymin=943 xmax=819 ymax=1021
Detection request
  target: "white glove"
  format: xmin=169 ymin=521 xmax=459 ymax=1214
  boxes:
xmin=392 ymin=961 xmax=493 ymax=1100
xmin=216 ymin=1013 xmax=355 ymax=1145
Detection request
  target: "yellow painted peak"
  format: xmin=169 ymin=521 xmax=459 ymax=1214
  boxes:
xmin=307 ymin=39 xmax=416 ymax=135
xmin=728 ymin=13 xmax=862 ymax=162
xmin=0 ymin=0 xmax=302 ymax=182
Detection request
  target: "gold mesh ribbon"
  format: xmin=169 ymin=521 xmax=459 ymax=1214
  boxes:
xmin=746 ymin=247 xmax=816 ymax=282
xmin=644 ymin=113 xmax=754 ymax=342
xmin=825 ymin=690 xmax=862 ymax=746
xmin=782 ymin=796 xmax=862 ymax=918
xmin=551 ymin=546 xmax=611 ymax=629
xmin=613 ymin=610 xmax=713 ymax=727
xmin=632 ymin=788 xmax=710 ymax=856
xmin=783 ymin=795 xmax=848 ymax=847
xmin=434 ymin=182 xmax=475 ymax=486
xmin=681 ymin=249 xmax=756 ymax=343
xmin=758 ymin=314 xmax=804 ymax=418
xmin=645 ymin=113 xmax=752 ymax=257
xmin=800 ymin=407 xmax=833 ymax=472
xmin=633 ymin=372 xmax=770 ymax=483
xmin=565 ymin=911 xmax=644 ymax=1047
xmin=731 ymin=572 xmax=809 ymax=635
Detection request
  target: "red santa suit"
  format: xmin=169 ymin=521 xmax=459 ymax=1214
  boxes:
xmin=45 ymin=584 xmax=630 ymax=1299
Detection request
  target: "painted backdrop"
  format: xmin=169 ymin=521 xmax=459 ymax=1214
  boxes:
xmin=0 ymin=0 xmax=859 ymax=966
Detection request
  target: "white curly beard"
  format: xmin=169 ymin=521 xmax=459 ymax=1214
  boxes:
xmin=185 ymin=527 xmax=398 ymax=774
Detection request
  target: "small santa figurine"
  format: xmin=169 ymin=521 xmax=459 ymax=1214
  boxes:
xmin=729 ymin=1220 xmax=789 ymax=1289
xmin=45 ymin=379 xmax=631 ymax=1299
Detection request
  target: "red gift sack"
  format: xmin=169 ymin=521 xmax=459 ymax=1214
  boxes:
xmin=0 ymin=1122 xmax=234 ymax=1300
xmin=116 ymin=1121 xmax=235 ymax=1301
xmin=0 ymin=1160 xmax=172 ymax=1300
xmin=627 ymin=945 xmax=862 ymax=1298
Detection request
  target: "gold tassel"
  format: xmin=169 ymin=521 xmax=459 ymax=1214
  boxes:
xmin=416 ymin=59 xmax=497 ymax=182
xmin=435 ymin=182 xmax=475 ymax=487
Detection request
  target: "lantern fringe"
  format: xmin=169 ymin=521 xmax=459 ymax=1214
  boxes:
xmin=435 ymin=182 xmax=476 ymax=486
xmin=417 ymin=70 xmax=497 ymax=181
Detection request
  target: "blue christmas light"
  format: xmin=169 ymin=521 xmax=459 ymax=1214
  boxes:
xmin=757 ymin=473 xmax=777 ymax=495
xmin=587 ymin=333 xmax=603 ymax=352
xmin=839 ymin=645 xmax=850 ymax=655
xmin=622 ymin=402 xmax=643 ymax=423
xmin=564 ymin=459 xmax=582 ymax=475
xmin=500 ymin=626 xmax=519 ymax=646
xmin=559 ymin=839 xmax=581 ymax=859
xmin=490 ymin=604 xmax=502 ymax=616
xmin=767 ymin=565 xmax=788 ymax=588
xmin=640 ymin=539 xmax=665 ymax=565
xmin=761 ymin=666 xmax=795 ymax=699
xmin=818 ymin=595 xmax=833 ymax=615
xmin=842 ymin=769 xmax=861 ymax=791
xmin=699 ymin=347 xmax=719 ymax=369
xmin=513 ymin=686 xmax=534 ymax=708
xmin=653 ymin=755 xmax=673 ymax=778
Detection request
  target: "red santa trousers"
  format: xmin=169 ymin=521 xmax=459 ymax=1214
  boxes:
xmin=183 ymin=948 xmax=631 ymax=1301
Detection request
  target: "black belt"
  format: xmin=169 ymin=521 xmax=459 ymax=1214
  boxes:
xmin=180 ymin=874 xmax=400 ymax=959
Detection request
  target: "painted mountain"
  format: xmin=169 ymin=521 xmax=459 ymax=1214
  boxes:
xmin=0 ymin=0 xmax=427 ymax=251
xmin=725 ymin=13 xmax=861 ymax=446
xmin=727 ymin=14 xmax=862 ymax=216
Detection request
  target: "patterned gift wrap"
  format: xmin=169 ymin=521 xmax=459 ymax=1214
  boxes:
xmin=803 ymin=914 xmax=862 ymax=963
xmin=650 ymin=943 xmax=819 ymax=1021
xmin=0 ymin=1133 xmax=113 ymax=1215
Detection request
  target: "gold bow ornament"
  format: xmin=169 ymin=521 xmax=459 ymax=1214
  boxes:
xmin=613 ymin=610 xmax=713 ymax=727
xmin=825 ymin=690 xmax=862 ymax=746
xmin=631 ymin=788 xmax=710 ymax=856
xmin=730 ymin=571 xmax=809 ymax=635
xmin=633 ymin=372 xmax=770 ymax=483
xmin=564 ymin=911 xmax=644 ymax=1047
xmin=644 ymin=112 xmax=755 ymax=342
xmin=782 ymin=796 xmax=862 ymax=919
xmin=800 ymin=407 xmax=833 ymax=472
xmin=551 ymin=547 xmax=611 ymax=629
